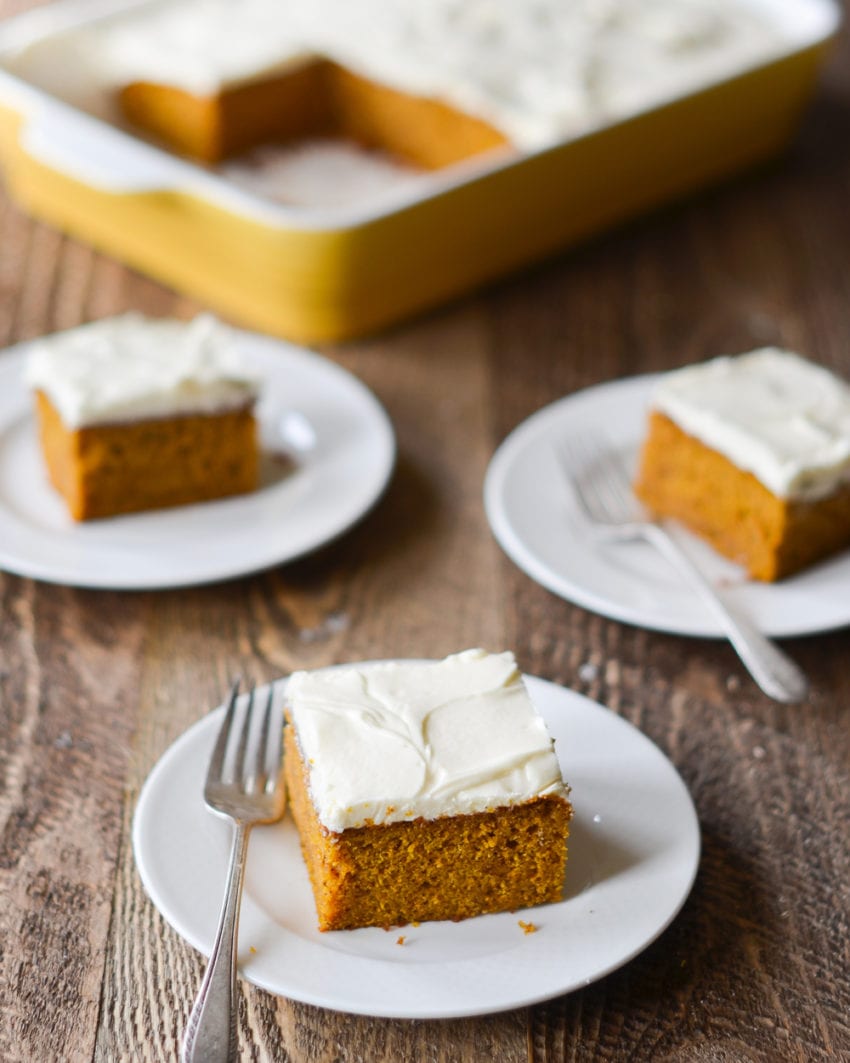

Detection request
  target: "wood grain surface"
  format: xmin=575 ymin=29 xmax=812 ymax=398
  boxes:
xmin=1 ymin=2 xmax=849 ymax=1060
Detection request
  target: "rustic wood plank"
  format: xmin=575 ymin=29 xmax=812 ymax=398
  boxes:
xmin=0 ymin=580 xmax=146 ymax=1062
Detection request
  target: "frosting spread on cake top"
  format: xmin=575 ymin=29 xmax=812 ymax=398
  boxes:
xmin=25 ymin=313 xmax=259 ymax=427
xmin=286 ymin=649 xmax=570 ymax=832
xmin=9 ymin=0 xmax=784 ymax=150
xmin=652 ymin=348 xmax=850 ymax=500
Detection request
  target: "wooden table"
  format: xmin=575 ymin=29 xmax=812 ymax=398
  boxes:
xmin=2 ymin=5 xmax=850 ymax=1060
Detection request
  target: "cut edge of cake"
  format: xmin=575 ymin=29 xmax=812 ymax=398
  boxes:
xmin=120 ymin=61 xmax=510 ymax=167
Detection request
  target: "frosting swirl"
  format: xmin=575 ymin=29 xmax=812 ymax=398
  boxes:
xmin=287 ymin=649 xmax=570 ymax=832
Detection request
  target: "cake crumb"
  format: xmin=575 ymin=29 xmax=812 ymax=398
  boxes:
xmin=396 ymin=936 xmax=406 ymax=946
xmin=325 ymin=611 xmax=349 ymax=634
xmin=578 ymin=661 xmax=599 ymax=683
xmin=299 ymin=611 xmax=350 ymax=643
xmin=518 ymin=920 xmax=538 ymax=935
xmin=249 ymin=946 xmax=256 ymax=954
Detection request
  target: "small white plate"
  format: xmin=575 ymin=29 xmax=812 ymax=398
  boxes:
xmin=132 ymin=672 xmax=700 ymax=1020
xmin=0 ymin=330 xmax=395 ymax=589
xmin=484 ymin=375 xmax=850 ymax=638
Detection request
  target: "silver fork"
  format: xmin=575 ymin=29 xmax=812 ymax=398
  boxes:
xmin=182 ymin=679 xmax=286 ymax=1063
xmin=559 ymin=436 xmax=809 ymax=704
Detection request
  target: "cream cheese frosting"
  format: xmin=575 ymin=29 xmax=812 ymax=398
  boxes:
xmin=8 ymin=0 xmax=784 ymax=151
xmin=652 ymin=349 xmax=850 ymax=501
xmin=286 ymin=649 xmax=570 ymax=832
xmin=25 ymin=312 xmax=259 ymax=428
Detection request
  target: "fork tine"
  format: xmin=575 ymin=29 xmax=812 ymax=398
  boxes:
xmin=557 ymin=435 xmax=596 ymax=519
xmin=252 ymin=685 xmax=276 ymax=790
xmin=599 ymin=435 xmax=634 ymax=491
xmin=234 ymin=682 xmax=255 ymax=783
xmin=207 ymin=677 xmax=241 ymax=783
xmin=600 ymin=444 xmax=643 ymax=519
xmin=566 ymin=434 xmax=613 ymax=520
xmin=559 ymin=432 xmax=643 ymax=529
xmin=590 ymin=449 xmax=626 ymax=516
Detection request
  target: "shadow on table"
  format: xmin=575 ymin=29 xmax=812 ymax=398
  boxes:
xmin=534 ymin=823 xmax=819 ymax=1059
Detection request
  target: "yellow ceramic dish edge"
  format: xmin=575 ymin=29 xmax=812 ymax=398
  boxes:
xmin=0 ymin=34 xmax=835 ymax=342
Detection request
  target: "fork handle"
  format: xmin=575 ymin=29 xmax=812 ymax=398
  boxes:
xmin=645 ymin=524 xmax=809 ymax=704
xmin=182 ymin=821 xmax=249 ymax=1063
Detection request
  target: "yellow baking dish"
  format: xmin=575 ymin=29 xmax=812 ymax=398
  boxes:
xmin=0 ymin=0 xmax=840 ymax=344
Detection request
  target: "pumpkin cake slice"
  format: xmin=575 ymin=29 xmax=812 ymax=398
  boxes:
xmin=26 ymin=312 xmax=259 ymax=521
xmin=284 ymin=648 xmax=573 ymax=932
xmin=635 ymin=348 xmax=850 ymax=581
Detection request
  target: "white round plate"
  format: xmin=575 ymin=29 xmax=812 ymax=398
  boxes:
xmin=484 ymin=375 xmax=850 ymax=638
xmin=133 ymin=672 xmax=699 ymax=1020
xmin=0 ymin=331 xmax=395 ymax=589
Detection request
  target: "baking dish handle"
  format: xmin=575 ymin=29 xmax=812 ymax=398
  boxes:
xmin=19 ymin=104 xmax=177 ymax=193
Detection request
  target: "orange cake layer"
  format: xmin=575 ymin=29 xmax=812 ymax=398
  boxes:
xmin=120 ymin=60 xmax=509 ymax=167
xmin=120 ymin=63 xmax=330 ymax=164
xmin=284 ymin=722 xmax=572 ymax=932
xmin=35 ymin=390 xmax=258 ymax=521
xmin=635 ymin=410 xmax=850 ymax=581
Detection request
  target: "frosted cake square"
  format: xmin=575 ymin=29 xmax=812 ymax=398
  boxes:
xmin=635 ymin=348 xmax=850 ymax=581
xmin=26 ymin=313 xmax=259 ymax=521
xmin=284 ymin=649 xmax=573 ymax=931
